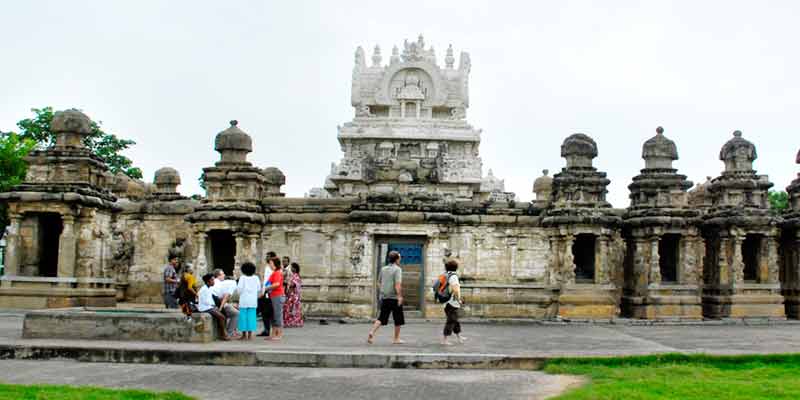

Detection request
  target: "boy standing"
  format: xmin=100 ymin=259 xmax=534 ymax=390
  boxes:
xmin=367 ymin=251 xmax=404 ymax=344
xmin=162 ymin=256 xmax=179 ymax=309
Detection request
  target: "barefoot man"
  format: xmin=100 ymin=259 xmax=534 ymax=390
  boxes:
xmin=367 ymin=251 xmax=404 ymax=344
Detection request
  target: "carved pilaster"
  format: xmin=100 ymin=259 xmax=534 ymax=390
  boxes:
xmin=234 ymin=233 xmax=244 ymax=274
xmin=731 ymin=234 xmax=744 ymax=286
xmin=649 ymin=237 xmax=661 ymax=285
xmin=57 ymin=215 xmax=77 ymax=278
xmin=563 ymin=235 xmax=576 ymax=285
xmin=765 ymin=235 xmax=779 ymax=284
xmin=596 ymin=236 xmax=610 ymax=284
xmin=195 ymin=232 xmax=208 ymax=274
xmin=633 ymin=238 xmax=648 ymax=291
xmin=3 ymin=214 xmax=22 ymax=276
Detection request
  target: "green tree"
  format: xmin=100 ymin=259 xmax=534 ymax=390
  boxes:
xmin=0 ymin=132 xmax=36 ymax=236
xmin=768 ymin=190 xmax=789 ymax=214
xmin=16 ymin=107 xmax=142 ymax=179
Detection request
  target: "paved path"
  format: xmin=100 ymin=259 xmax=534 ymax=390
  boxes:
xmin=0 ymin=359 xmax=581 ymax=400
xmin=1 ymin=314 xmax=798 ymax=358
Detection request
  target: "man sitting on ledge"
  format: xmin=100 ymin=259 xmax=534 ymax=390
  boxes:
xmin=211 ymin=269 xmax=240 ymax=338
xmin=198 ymin=273 xmax=231 ymax=341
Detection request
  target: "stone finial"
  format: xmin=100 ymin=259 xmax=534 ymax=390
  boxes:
xmin=52 ymin=109 xmax=92 ymax=149
xmin=154 ymin=167 xmax=181 ymax=194
xmin=642 ymin=126 xmax=679 ymax=169
xmin=354 ymin=46 xmax=366 ymax=68
xmin=262 ymin=167 xmax=286 ymax=186
xmin=214 ymin=120 xmax=253 ymax=165
xmin=561 ymin=133 xmax=598 ymax=168
xmin=719 ymin=130 xmax=757 ymax=172
xmin=445 ymin=44 xmax=455 ymax=69
xmin=533 ymin=169 xmax=553 ymax=201
xmin=390 ymin=45 xmax=400 ymax=65
xmin=372 ymin=45 xmax=382 ymax=67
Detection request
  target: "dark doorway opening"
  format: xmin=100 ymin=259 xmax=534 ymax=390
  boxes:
xmin=742 ymin=234 xmax=762 ymax=282
xmin=208 ymin=230 xmax=236 ymax=277
xmin=37 ymin=213 xmax=63 ymax=277
xmin=659 ymin=234 xmax=681 ymax=283
xmin=573 ymin=234 xmax=596 ymax=283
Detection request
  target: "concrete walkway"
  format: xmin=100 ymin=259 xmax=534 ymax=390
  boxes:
xmin=0 ymin=313 xmax=799 ymax=368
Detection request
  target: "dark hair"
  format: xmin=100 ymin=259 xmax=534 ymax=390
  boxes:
xmin=387 ymin=251 xmax=401 ymax=264
xmin=445 ymin=260 xmax=459 ymax=272
xmin=291 ymin=262 xmax=300 ymax=274
xmin=202 ymin=273 xmax=214 ymax=284
xmin=269 ymin=257 xmax=282 ymax=271
xmin=241 ymin=262 xmax=256 ymax=276
xmin=267 ymin=251 xmax=277 ymax=258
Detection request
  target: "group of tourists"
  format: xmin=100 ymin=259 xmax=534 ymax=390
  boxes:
xmin=162 ymin=252 xmax=304 ymax=341
xmin=163 ymin=249 xmax=466 ymax=346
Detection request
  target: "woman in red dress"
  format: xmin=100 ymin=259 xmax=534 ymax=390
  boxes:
xmin=283 ymin=262 xmax=304 ymax=328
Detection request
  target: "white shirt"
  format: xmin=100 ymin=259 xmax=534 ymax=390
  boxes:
xmin=447 ymin=274 xmax=461 ymax=308
xmin=236 ymin=275 xmax=262 ymax=308
xmin=197 ymin=285 xmax=216 ymax=312
xmin=211 ymin=279 xmax=237 ymax=297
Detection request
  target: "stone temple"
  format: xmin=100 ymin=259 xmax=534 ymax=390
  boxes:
xmin=1 ymin=35 xmax=799 ymax=320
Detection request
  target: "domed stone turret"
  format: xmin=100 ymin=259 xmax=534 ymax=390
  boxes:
xmin=262 ymin=167 xmax=286 ymax=186
xmin=533 ymin=169 xmax=553 ymax=201
xmin=214 ymin=120 xmax=253 ymax=165
xmin=52 ymin=109 xmax=92 ymax=150
xmin=154 ymin=167 xmax=181 ymax=194
xmin=642 ymin=126 xmax=678 ymax=170
xmin=719 ymin=130 xmax=757 ymax=172
xmin=561 ymin=133 xmax=598 ymax=168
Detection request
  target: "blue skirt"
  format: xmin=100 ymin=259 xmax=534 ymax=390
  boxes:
xmin=238 ymin=307 xmax=257 ymax=332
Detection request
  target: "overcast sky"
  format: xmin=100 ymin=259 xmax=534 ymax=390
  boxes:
xmin=2 ymin=1 xmax=798 ymax=206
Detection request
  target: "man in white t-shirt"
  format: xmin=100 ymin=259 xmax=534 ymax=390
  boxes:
xmin=441 ymin=259 xmax=466 ymax=346
xmin=212 ymin=269 xmax=240 ymax=338
xmin=198 ymin=273 xmax=230 ymax=341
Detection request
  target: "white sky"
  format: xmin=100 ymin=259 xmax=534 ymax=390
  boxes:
xmin=1 ymin=1 xmax=798 ymax=207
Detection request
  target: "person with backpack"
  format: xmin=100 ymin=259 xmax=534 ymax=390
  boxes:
xmin=436 ymin=259 xmax=466 ymax=346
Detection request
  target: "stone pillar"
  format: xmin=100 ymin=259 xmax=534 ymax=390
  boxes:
xmin=649 ymin=237 xmax=661 ymax=286
xmin=400 ymin=102 xmax=406 ymax=118
xmin=415 ymin=102 xmax=421 ymax=119
xmin=234 ymin=232 xmax=244 ymax=272
xmin=3 ymin=214 xmax=21 ymax=276
xmin=563 ymin=235 xmax=575 ymax=284
xmin=633 ymin=238 xmax=648 ymax=290
xmin=57 ymin=215 xmax=77 ymax=278
xmin=765 ymin=235 xmax=779 ymax=284
xmin=731 ymin=234 xmax=744 ymax=286
xmin=195 ymin=232 xmax=208 ymax=274
xmin=717 ymin=237 xmax=730 ymax=286
xmin=596 ymin=236 xmax=610 ymax=284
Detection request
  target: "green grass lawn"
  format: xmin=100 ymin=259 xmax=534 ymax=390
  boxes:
xmin=0 ymin=383 xmax=194 ymax=400
xmin=544 ymin=353 xmax=800 ymax=400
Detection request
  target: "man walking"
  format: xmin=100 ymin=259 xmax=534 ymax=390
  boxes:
xmin=162 ymin=256 xmax=179 ymax=309
xmin=367 ymin=251 xmax=404 ymax=344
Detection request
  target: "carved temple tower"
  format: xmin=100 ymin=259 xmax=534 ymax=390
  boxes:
xmin=542 ymin=133 xmax=623 ymax=318
xmin=782 ymin=149 xmax=800 ymax=318
xmin=622 ymin=127 xmax=703 ymax=319
xmin=322 ymin=35 xmax=511 ymax=202
xmin=0 ymin=109 xmax=117 ymax=307
xmin=186 ymin=121 xmax=285 ymax=278
xmin=701 ymin=131 xmax=784 ymax=318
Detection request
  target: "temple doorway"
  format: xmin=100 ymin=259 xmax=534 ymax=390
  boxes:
xmin=375 ymin=238 xmax=425 ymax=315
xmin=743 ymin=234 xmax=762 ymax=282
xmin=573 ymin=234 xmax=596 ymax=283
xmin=659 ymin=234 xmax=681 ymax=283
xmin=37 ymin=213 xmax=62 ymax=277
xmin=208 ymin=230 xmax=236 ymax=277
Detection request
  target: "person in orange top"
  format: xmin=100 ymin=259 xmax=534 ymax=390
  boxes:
xmin=264 ymin=257 xmax=286 ymax=341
